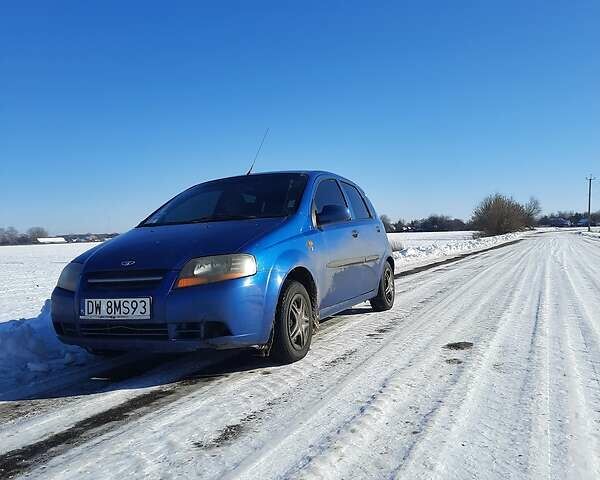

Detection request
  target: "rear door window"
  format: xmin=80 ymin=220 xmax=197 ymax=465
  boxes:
xmin=341 ymin=182 xmax=371 ymax=220
xmin=313 ymin=179 xmax=348 ymax=216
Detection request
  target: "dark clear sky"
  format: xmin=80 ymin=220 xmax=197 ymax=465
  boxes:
xmin=1 ymin=1 xmax=599 ymax=234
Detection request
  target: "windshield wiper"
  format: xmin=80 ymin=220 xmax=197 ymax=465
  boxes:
xmin=190 ymin=214 xmax=260 ymax=223
xmin=140 ymin=214 xmax=275 ymax=227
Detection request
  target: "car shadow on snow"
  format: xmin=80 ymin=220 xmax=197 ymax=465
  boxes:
xmin=0 ymin=349 xmax=275 ymax=403
xmin=1 ymin=306 xmax=367 ymax=403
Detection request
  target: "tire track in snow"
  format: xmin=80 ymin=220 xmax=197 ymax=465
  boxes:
xmin=383 ymin=239 xmax=545 ymax=480
xmin=279 ymin=241 xmax=541 ymax=480
xmin=0 ymin=352 xmax=242 ymax=478
xmin=540 ymin=236 xmax=600 ymax=478
xmin=547 ymin=237 xmax=600 ymax=478
xmin=400 ymin=233 xmax=600 ymax=480
xmin=215 ymin=240 xmax=540 ymax=479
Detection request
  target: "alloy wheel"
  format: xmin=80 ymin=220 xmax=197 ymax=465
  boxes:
xmin=384 ymin=267 xmax=394 ymax=304
xmin=288 ymin=293 xmax=311 ymax=350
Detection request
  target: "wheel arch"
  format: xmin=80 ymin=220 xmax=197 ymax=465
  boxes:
xmin=282 ymin=266 xmax=319 ymax=323
xmin=386 ymin=255 xmax=395 ymax=271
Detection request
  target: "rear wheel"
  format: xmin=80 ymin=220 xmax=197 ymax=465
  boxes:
xmin=370 ymin=261 xmax=395 ymax=311
xmin=271 ymin=281 xmax=313 ymax=364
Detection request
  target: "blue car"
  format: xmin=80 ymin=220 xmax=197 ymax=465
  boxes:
xmin=51 ymin=171 xmax=395 ymax=363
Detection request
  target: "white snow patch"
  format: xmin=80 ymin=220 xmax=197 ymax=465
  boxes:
xmin=0 ymin=242 xmax=97 ymax=322
xmin=0 ymin=300 xmax=89 ymax=393
xmin=388 ymin=231 xmax=521 ymax=272
xmin=579 ymin=230 xmax=600 ymax=239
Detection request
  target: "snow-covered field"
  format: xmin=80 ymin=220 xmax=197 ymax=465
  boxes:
xmin=0 ymin=243 xmax=98 ymax=395
xmin=1 ymin=231 xmax=600 ymax=479
xmin=0 ymin=243 xmax=98 ymax=322
xmin=388 ymin=230 xmax=522 ymax=271
xmin=389 ymin=230 xmax=478 ymax=247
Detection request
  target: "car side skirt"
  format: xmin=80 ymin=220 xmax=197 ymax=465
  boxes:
xmin=319 ymin=289 xmax=378 ymax=320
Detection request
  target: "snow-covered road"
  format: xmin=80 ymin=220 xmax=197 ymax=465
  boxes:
xmin=1 ymin=231 xmax=599 ymax=479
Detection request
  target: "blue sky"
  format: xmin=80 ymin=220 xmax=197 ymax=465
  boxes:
xmin=1 ymin=1 xmax=599 ymax=234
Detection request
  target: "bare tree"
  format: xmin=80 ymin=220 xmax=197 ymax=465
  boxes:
xmin=472 ymin=194 xmax=537 ymax=236
xmin=523 ymin=197 xmax=541 ymax=228
xmin=27 ymin=227 xmax=49 ymax=242
xmin=3 ymin=227 xmax=19 ymax=245
xmin=394 ymin=219 xmax=406 ymax=231
xmin=380 ymin=215 xmax=395 ymax=233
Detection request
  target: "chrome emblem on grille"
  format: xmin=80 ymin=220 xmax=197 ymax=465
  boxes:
xmin=121 ymin=260 xmax=136 ymax=267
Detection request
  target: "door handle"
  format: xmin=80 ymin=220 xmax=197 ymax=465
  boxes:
xmin=352 ymin=230 xmax=359 ymax=238
xmin=376 ymin=226 xmax=381 ymax=232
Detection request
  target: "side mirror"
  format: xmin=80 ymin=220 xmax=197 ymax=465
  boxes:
xmin=316 ymin=204 xmax=351 ymax=226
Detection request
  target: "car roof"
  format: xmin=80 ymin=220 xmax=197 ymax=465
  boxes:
xmin=209 ymin=170 xmax=358 ymax=185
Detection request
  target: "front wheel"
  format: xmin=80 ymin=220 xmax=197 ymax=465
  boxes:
xmin=271 ymin=281 xmax=313 ymax=364
xmin=370 ymin=261 xmax=395 ymax=311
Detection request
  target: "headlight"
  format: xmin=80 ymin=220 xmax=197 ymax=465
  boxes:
xmin=175 ymin=254 xmax=257 ymax=288
xmin=57 ymin=262 xmax=83 ymax=292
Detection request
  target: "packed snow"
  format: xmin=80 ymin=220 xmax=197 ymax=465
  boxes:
xmin=0 ymin=301 xmax=90 ymax=394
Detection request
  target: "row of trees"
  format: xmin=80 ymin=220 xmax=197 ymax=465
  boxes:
xmin=382 ymin=194 xmax=542 ymax=236
xmin=538 ymin=210 xmax=600 ymax=226
xmin=381 ymin=215 xmax=468 ymax=233
xmin=0 ymin=227 xmax=49 ymax=245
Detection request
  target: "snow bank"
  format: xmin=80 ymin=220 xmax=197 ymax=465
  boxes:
xmin=390 ymin=232 xmax=521 ymax=272
xmin=579 ymin=230 xmax=600 ymax=239
xmin=0 ymin=301 xmax=89 ymax=393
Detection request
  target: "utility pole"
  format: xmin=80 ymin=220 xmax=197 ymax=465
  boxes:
xmin=587 ymin=174 xmax=596 ymax=232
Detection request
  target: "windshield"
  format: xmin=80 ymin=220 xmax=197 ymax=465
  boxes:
xmin=140 ymin=173 xmax=308 ymax=227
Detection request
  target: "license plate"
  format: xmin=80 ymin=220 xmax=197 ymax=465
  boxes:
xmin=81 ymin=298 xmax=151 ymax=320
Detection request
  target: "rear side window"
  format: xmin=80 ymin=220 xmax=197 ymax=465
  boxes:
xmin=341 ymin=182 xmax=371 ymax=220
xmin=313 ymin=179 xmax=347 ymax=215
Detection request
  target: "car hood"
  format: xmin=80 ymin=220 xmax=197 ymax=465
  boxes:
xmin=78 ymin=218 xmax=286 ymax=272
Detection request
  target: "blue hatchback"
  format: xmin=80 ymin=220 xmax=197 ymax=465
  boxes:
xmin=51 ymin=171 xmax=395 ymax=363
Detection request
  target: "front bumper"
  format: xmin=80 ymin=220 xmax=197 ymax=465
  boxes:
xmin=51 ymin=268 xmax=275 ymax=353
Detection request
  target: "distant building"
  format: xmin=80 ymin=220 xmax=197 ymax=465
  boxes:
xmin=37 ymin=237 xmax=67 ymax=244
xmin=62 ymin=233 xmax=119 ymax=243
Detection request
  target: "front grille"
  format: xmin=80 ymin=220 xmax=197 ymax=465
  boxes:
xmin=80 ymin=323 xmax=169 ymax=340
xmin=85 ymin=270 xmax=166 ymax=290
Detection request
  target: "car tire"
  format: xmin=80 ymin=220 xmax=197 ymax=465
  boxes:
xmin=370 ymin=261 xmax=395 ymax=312
xmin=271 ymin=280 xmax=313 ymax=364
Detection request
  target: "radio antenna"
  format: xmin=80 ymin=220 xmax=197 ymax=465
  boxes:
xmin=246 ymin=128 xmax=269 ymax=175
